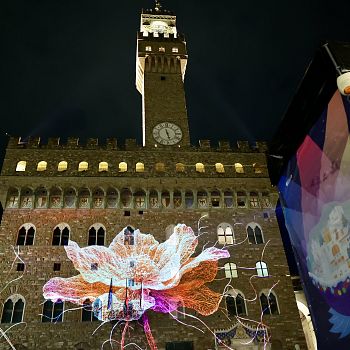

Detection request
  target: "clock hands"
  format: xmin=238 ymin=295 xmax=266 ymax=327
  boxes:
xmin=165 ymin=129 xmax=171 ymax=139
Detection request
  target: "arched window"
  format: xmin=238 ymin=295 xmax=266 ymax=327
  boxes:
xmin=149 ymin=190 xmax=159 ymax=208
xmin=215 ymin=163 xmax=225 ymax=173
xmin=234 ymin=163 xmax=244 ymax=174
xmin=218 ymin=224 xmax=234 ymax=244
xmin=173 ymin=190 xmax=182 ymax=208
xmin=78 ymin=188 xmax=90 ymax=208
xmin=37 ymin=161 xmax=47 ymax=172
xmin=253 ymin=163 xmax=263 ymax=174
xmin=119 ymin=162 xmax=128 ymax=172
xmin=161 ymin=191 xmax=170 ymax=208
xmin=195 ymin=163 xmax=205 ymax=173
xmin=50 ymin=187 xmax=62 ymax=208
xmin=16 ymin=224 xmax=35 ymax=246
xmin=211 ymin=190 xmax=221 ymax=207
xmin=197 ymin=190 xmax=208 ymax=208
xmin=136 ymin=162 xmax=144 ymax=172
xmin=16 ymin=161 xmax=27 ymax=172
xmin=185 ymin=191 xmax=194 ymax=208
xmin=134 ymin=190 xmax=146 ymax=209
xmin=261 ymin=192 xmax=271 ymax=208
xmin=52 ymin=224 xmax=70 ymax=246
xmin=64 ymin=187 xmax=76 ymax=208
xmin=82 ymin=299 xmax=98 ymax=322
xmin=20 ymin=187 xmax=34 ymax=209
xmin=223 ymin=190 xmax=234 ymax=208
xmin=247 ymin=223 xmax=264 ymax=244
xmin=98 ymin=162 xmax=108 ymax=172
xmin=6 ymin=187 xmax=19 ymax=208
xmin=92 ymin=188 xmax=104 ymax=208
xmin=121 ymin=188 xmax=132 ymax=208
xmin=1 ymin=295 xmax=25 ymax=323
xmin=236 ymin=191 xmax=246 ymax=207
xmin=58 ymin=161 xmax=68 ymax=172
xmin=155 ymin=162 xmax=165 ymax=172
xmin=260 ymin=291 xmax=279 ymax=315
xmin=106 ymin=188 xmax=118 ymax=208
xmin=124 ymin=226 xmax=135 ymax=246
xmin=176 ymin=163 xmax=185 ymax=172
xmin=249 ymin=191 xmax=260 ymax=208
xmin=78 ymin=161 xmax=88 ymax=172
xmin=226 ymin=291 xmax=247 ymax=317
xmin=88 ymin=224 xmax=105 ymax=246
xmin=35 ymin=187 xmax=48 ymax=208
xmin=41 ymin=300 xmax=64 ymax=322
xmin=224 ymin=263 xmax=238 ymax=278
xmin=256 ymin=261 xmax=269 ymax=277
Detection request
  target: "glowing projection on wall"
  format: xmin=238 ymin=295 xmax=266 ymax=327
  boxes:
xmin=43 ymin=224 xmax=229 ymax=349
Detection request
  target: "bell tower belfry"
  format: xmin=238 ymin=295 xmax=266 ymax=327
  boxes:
xmin=136 ymin=1 xmax=190 ymax=148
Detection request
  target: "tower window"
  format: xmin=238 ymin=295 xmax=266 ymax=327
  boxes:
xmin=145 ymin=46 xmax=152 ymax=52
xmin=37 ymin=161 xmax=47 ymax=172
xmin=172 ymin=47 xmax=179 ymax=53
xmin=98 ymin=162 xmax=108 ymax=172
xmin=249 ymin=192 xmax=260 ymax=208
xmin=176 ymin=163 xmax=185 ymax=172
xmin=161 ymin=76 xmax=166 ymax=81
xmin=136 ymin=162 xmax=144 ymax=172
xmin=58 ymin=161 xmax=68 ymax=172
xmin=119 ymin=162 xmax=128 ymax=172
xmin=195 ymin=163 xmax=205 ymax=173
xmin=215 ymin=163 xmax=225 ymax=173
xmin=159 ymin=47 xmax=165 ymax=52
xmin=247 ymin=223 xmax=264 ymax=244
xmin=78 ymin=161 xmax=88 ymax=172
xmin=234 ymin=163 xmax=244 ymax=174
xmin=155 ymin=162 xmax=165 ymax=172
xmin=16 ymin=161 xmax=27 ymax=172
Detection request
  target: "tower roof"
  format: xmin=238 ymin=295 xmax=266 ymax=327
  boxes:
xmin=143 ymin=1 xmax=175 ymax=15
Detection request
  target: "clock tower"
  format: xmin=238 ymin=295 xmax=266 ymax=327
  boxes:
xmin=136 ymin=1 xmax=190 ymax=148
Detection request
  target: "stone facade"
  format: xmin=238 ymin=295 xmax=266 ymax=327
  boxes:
xmin=0 ymin=3 xmax=306 ymax=350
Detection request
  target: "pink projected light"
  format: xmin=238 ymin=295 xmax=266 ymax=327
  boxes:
xmin=43 ymin=224 xmax=230 ymax=349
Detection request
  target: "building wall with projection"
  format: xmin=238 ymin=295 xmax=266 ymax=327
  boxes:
xmin=0 ymin=3 xmax=306 ymax=350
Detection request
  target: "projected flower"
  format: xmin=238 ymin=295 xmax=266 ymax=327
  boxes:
xmin=43 ymin=224 xmax=229 ymax=348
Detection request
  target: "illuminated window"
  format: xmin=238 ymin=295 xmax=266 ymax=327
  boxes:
xmin=16 ymin=224 xmax=35 ymax=246
xmin=197 ymin=190 xmax=208 ymax=208
xmin=256 ymin=261 xmax=269 ymax=277
xmin=145 ymin=46 xmax=152 ymax=51
xmin=1 ymin=295 xmax=25 ymax=324
xmin=52 ymin=224 xmax=70 ymax=246
xmin=161 ymin=191 xmax=170 ymax=208
xmin=88 ymin=224 xmax=105 ymax=246
xmin=249 ymin=192 xmax=260 ymax=208
xmin=234 ymin=163 xmax=244 ymax=174
xmin=260 ymin=291 xmax=279 ymax=315
xmin=237 ymin=191 xmax=246 ymax=207
xmin=261 ymin=192 xmax=271 ymax=208
xmin=58 ymin=161 xmax=68 ymax=172
xmin=16 ymin=161 xmax=26 ymax=172
xmin=121 ymin=188 xmax=132 ymax=207
xmin=226 ymin=291 xmax=247 ymax=317
xmin=196 ymin=163 xmax=205 ymax=173
xmin=136 ymin=162 xmax=144 ymax=172
xmin=176 ymin=163 xmax=185 ymax=172
xmin=134 ymin=190 xmax=146 ymax=208
xmin=98 ymin=162 xmax=108 ymax=172
xmin=78 ymin=161 xmax=88 ymax=172
xmin=253 ymin=163 xmax=263 ymax=174
xmin=119 ymin=162 xmax=128 ymax=172
xmin=159 ymin=47 xmax=165 ymax=52
xmin=215 ymin=163 xmax=225 ymax=173
xmin=247 ymin=223 xmax=264 ymax=244
xmin=173 ymin=190 xmax=182 ymax=208
xmin=37 ymin=161 xmax=47 ymax=171
xmin=224 ymin=263 xmax=238 ymax=278
xmin=155 ymin=162 xmax=165 ymax=172
xmin=211 ymin=190 xmax=221 ymax=207
xmin=82 ymin=299 xmax=98 ymax=322
xmin=223 ymin=190 xmax=234 ymax=208
xmin=42 ymin=300 xmax=64 ymax=323
xmin=217 ymin=223 xmax=234 ymax=244
xmin=172 ymin=47 xmax=179 ymax=53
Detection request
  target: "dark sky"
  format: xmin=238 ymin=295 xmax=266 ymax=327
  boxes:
xmin=1 ymin=0 xmax=349 ymax=164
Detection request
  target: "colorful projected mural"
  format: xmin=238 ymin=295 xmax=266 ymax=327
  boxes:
xmin=43 ymin=224 xmax=229 ymax=349
xmin=278 ymin=91 xmax=350 ymax=349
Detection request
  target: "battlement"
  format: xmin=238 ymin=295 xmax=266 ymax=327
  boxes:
xmin=7 ymin=136 xmax=268 ymax=153
xmin=137 ymin=31 xmax=185 ymax=42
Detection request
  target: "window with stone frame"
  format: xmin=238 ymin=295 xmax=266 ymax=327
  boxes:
xmin=217 ymin=224 xmax=234 ymax=244
xmin=50 ymin=187 xmax=62 ymax=208
xmin=223 ymin=190 xmax=234 ymax=208
xmin=215 ymin=163 xmax=225 ymax=173
xmin=224 ymin=262 xmax=238 ymax=278
xmin=260 ymin=291 xmax=279 ymax=315
xmin=253 ymin=163 xmax=263 ymax=174
xmin=145 ymin=45 xmax=152 ymax=51
xmin=234 ymin=163 xmax=244 ymax=174
xmin=173 ymin=190 xmax=182 ymax=208
xmin=82 ymin=299 xmax=98 ymax=322
xmin=124 ymin=226 xmax=135 ymax=246
xmin=249 ymin=191 xmax=260 ymax=208
xmin=155 ymin=162 xmax=165 ymax=172
xmin=16 ymin=161 xmax=26 ymax=172
xmin=37 ymin=161 xmax=47 ymax=172
xmin=106 ymin=187 xmax=118 ymax=208
xmin=63 ymin=188 xmax=76 ymax=208
xmin=256 ymin=261 xmax=269 ymax=277
xmin=52 ymin=224 xmax=70 ymax=246
xmin=136 ymin=162 xmax=145 ymax=172
xmin=16 ymin=224 xmax=35 ymax=246
xmin=161 ymin=190 xmax=171 ymax=208
xmin=98 ymin=161 xmax=108 ymax=172
xmin=211 ymin=190 xmax=221 ymax=207
xmin=121 ymin=188 xmax=132 ymax=207
xmin=78 ymin=188 xmax=90 ymax=209
xmin=78 ymin=161 xmax=88 ymax=172
xmin=41 ymin=300 xmax=64 ymax=322
xmin=92 ymin=188 xmax=105 ymax=208
xmin=197 ymin=189 xmax=208 ymax=208
xmin=134 ymin=190 xmax=146 ymax=209
xmin=1 ymin=294 xmax=25 ymax=324
xmin=261 ymin=192 xmax=271 ymax=208
xmin=57 ymin=161 xmax=68 ymax=172
xmin=172 ymin=47 xmax=179 ymax=53
xmin=195 ymin=163 xmax=205 ymax=173
xmin=119 ymin=162 xmax=128 ymax=172
xmin=185 ymin=190 xmax=194 ymax=208
xmin=175 ymin=163 xmax=185 ymax=172
xmin=20 ymin=187 xmax=34 ymax=209
xmin=6 ymin=187 xmax=19 ymax=208
xmin=88 ymin=224 xmax=105 ymax=246
xmin=226 ymin=291 xmax=247 ymax=317
xmin=35 ymin=187 xmax=48 ymax=208
xmin=236 ymin=191 xmax=247 ymax=207
xmin=247 ymin=223 xmax=264 ymax=244
xmin=149 ymin=190 xmax=159 ymax=208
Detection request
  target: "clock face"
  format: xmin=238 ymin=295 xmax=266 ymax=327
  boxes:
xmin=153 ymin=122 xmax=183 ymax=145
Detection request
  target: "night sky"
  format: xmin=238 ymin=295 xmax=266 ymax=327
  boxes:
xmin=1 ymin=0 xmax=350 ymax=165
